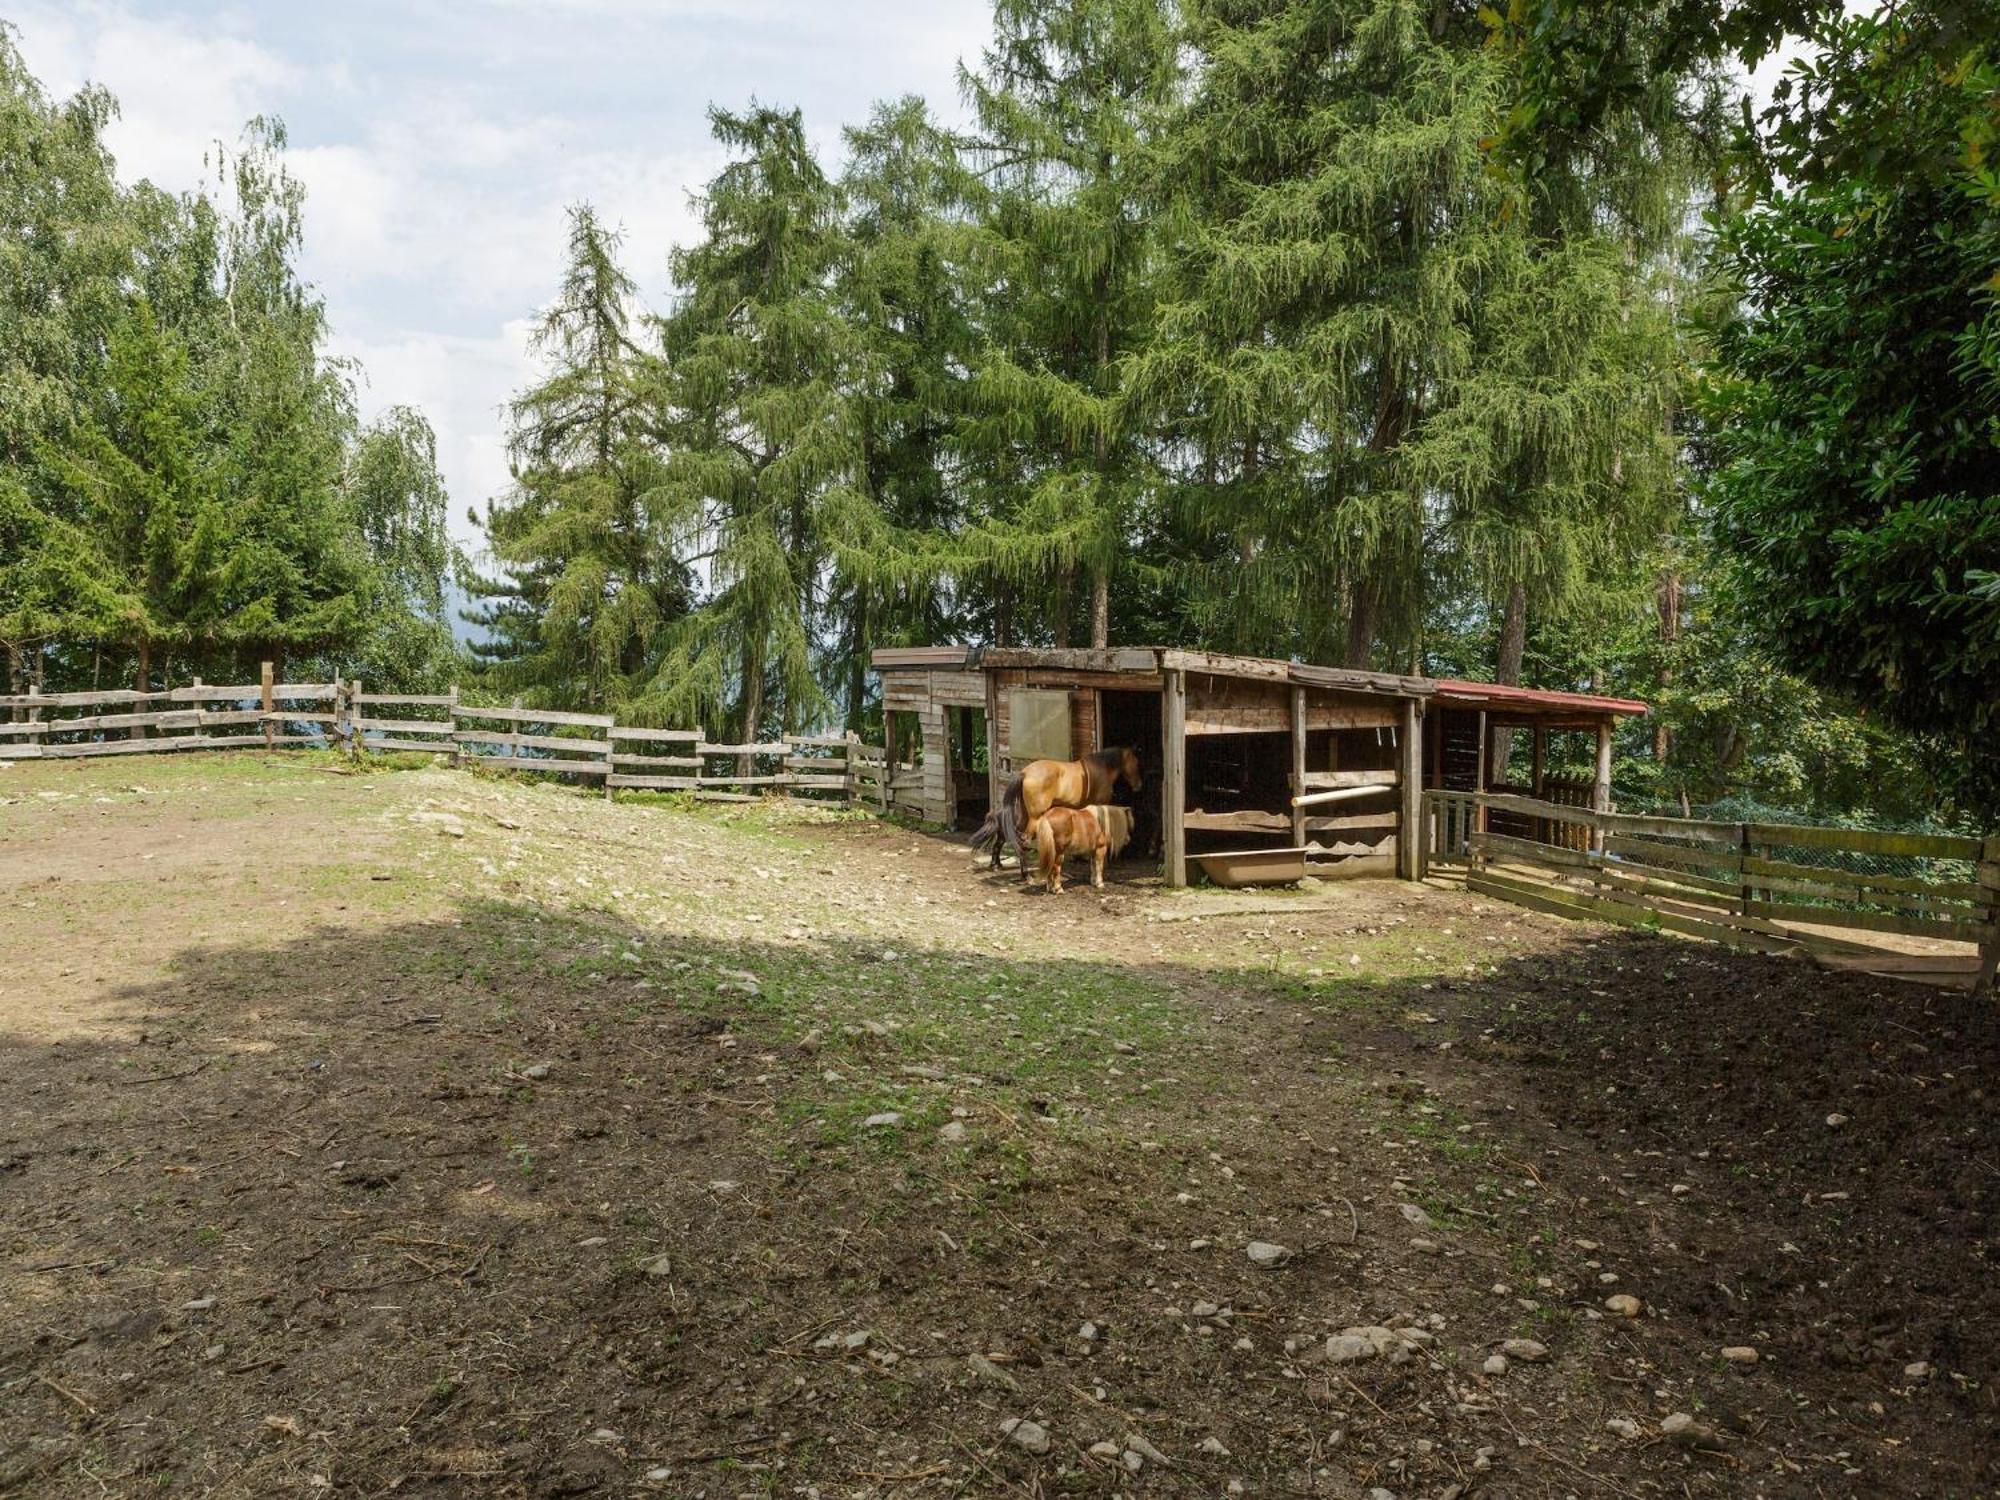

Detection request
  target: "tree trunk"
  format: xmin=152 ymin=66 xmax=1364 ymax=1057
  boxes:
xmin=1653 ymin=569 xmax=1680 ymax=762
xmin=846 ymin=589 xmax=869 ymax=734
xmin=1052 ymin=567 xmax=1072 ymax=650
xmin=1343 ymin=582 xmax=1378 ymax=670
xmin=995 ymin=581 xmax=1014 ymax=648
xmin=1089 ymin=566 xmax=1108 ymax=649
xmin=738 ymin=636 xmax=765 ymax=781
xmin=1491 ymin=582 xmax=1527 ymax=781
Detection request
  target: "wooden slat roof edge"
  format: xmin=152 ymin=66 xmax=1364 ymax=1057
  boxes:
xmin=869 ymin=646 xmax=1643 ymax=717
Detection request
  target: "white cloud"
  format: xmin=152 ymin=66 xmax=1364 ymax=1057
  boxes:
xmin=9 ymin=0 xmax=993 ymax=558
xmin=330 ymin=320 xmax=539 ymax=548
xmin=8 ymin=0 xmax=303 ymax=194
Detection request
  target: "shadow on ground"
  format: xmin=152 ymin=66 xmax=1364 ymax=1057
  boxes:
xmin=3 ymin=891 xmax=1996 ymax=1497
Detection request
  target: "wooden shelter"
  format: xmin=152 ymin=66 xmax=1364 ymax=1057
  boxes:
xmin=871 ymin=645 xmax=1647 ymax=886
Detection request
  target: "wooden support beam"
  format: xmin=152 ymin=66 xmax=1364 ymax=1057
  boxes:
xmin=1399 ymin=698 xmax=1423 ymax=880
xmin=1593 ymin=718 xmax=1613 ymax=854
xmin=1473 ymin=708 xmax=1489 ymax=839
xmin=1163 ymin=667 xmax=1186 ymax=888
xmin=1531 ymin=725 xmax=1545 ymax=796
xmin=1291 ymin=785 xmax=1387 ymax=809
xmin=260 ymin=661 xmax=275 ymax=751
xmin=1290 ymin=686 xmax=1307 ymax=848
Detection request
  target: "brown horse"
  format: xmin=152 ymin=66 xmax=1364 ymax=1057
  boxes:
xmin=1028 ymin=806 xmax=1109 ymax=893
xmin=1016 ymin=746 xmax=1142 ymax=827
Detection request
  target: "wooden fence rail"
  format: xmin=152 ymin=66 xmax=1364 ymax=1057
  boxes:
xmin=1424 ymin=789 xmax=1999 ymax=992
xmin=2 ymin=668 xmax=891 ymax=811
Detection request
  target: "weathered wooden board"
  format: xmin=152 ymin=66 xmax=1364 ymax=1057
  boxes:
xmin=0 ymin=689 xmax=174 ymax=709
xmin=461 ymin=750 xmax=609 ymax=777
xmin=696 ymin=741 xmax=789 ymax=756
xmin=369 ymin=737 xmax=455 ymax=754
xmin=356 ymin=718 xmax=453 ymax=736
xmin=1742 ymin=872 xmax=1984 ymax=917
xmin=1750 ymin=822 xmax=1985 ymax=861
xmin=1741 ymin=854 xmax=1986 ymax=902
xmin=608 ymin=725 xmax=704 ymax=743
xmin=355 ymin=693 xmax=454 ymax=707
xmin=1468 ymin=869 xmax=1801 ymax=955
xmin=612 ymin=753 xmax=702 ymax=769
xmin=454 ymin=730 xmax=610 ymax=756
xmin=1753 ymin=902 xmax=1990 ymax=944
xmin=607 ymin=774 xmax=700 ymax=790
xmin=455 ymin=704 xmax=616 ymax=729
xmin=1302 ymin=770 xmax=1398 ymax=789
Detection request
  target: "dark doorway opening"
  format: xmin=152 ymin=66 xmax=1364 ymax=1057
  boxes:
xmin=947 ymin=705 xmax=988 ymax=831
xmin=1098 ymin=689 xmax=1163 ymax=861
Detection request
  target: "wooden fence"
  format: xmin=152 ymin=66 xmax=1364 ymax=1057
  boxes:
xmin=1 ymin=669 xmax=887 ymax=807
xmin=1425 ymin=789 xmax=2000 ymax=991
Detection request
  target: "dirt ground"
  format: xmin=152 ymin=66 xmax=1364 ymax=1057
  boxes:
xmin=2 ymin=753 xmax=1995 ymax=1500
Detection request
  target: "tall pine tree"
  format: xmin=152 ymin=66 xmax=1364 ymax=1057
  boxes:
xmin=471 ymin=208 xmax=686 ymax=710
xmin=956 ymin=0 xmax=1179 ymax=647
xmin=647 ymin=106 xmax=863 ymax=744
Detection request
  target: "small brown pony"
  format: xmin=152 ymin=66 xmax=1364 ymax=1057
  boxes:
xmin=1028 ymin=806 xmax=1108 ymax=893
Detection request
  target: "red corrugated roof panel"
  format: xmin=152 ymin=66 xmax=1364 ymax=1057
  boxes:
xmin=1435 ymin=679 xmax=1648 ymax=716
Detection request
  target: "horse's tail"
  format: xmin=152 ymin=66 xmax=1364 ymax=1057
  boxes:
xmin=1002 ymin=773 xmax=1026 ymax=828
xmin=969 ymin=806 xmax=1004 ymax=853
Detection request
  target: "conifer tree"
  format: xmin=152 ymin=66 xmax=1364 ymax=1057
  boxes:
xmin=1140 ymin=0 xmax=1513 ymax=666
xmin=0 ymin=31 xmax=133 ymax=688
xmin=956 ymin=0 xmax=1179 ymax=647
xmin=828 ymin=97 xmax=978 ymax=725
xmin=42 ymin=300 xmax=228 ymax=689
xmin=471 ymin=208 xmax=685 ymax=710
xmin=647 ymin=106 xmax=862 ymax=743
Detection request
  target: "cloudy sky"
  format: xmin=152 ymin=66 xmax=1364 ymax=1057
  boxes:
xmin=9 ymin=0 xmax=993 ymax=551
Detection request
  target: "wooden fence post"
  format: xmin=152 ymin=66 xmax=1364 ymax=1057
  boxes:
xmin=1163 ymin=667 xmax=1187 ymax=888
xmin=346 ymin=677 xmax=360 ymax=760
xmin=1290 ymin=686 xmax=1307 ymax=850
xmin=260 ymin=661 xmax=275 ymax=750
xmin=1978 ymin=836 xmax=2000 ymax=997
xmin=1738 ymin=824 xmax=1755 ymax=920
xmin=447 ymin=685 xmax=461 ymax=766
xmin=1591 ymin=718 xmax=1613 ymax=855
xmin=1399 ymin=697 xmax=1423 ymax=881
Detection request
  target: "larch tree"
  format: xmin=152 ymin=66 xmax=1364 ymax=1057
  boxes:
xmin=955 ymin=0 xmax=1180 ymax=648
xmin=647 ymin=105 xmax=864 ymax=750
xmin=472 ymin=207 xmax=686 ymax=711
xmin=829 ymin=97 xmax=980 ymax=727
xmin=1142 ymin=0 xmax=1514 ymax=668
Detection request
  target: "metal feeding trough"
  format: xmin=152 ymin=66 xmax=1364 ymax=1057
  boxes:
xmin=1191 ymin=846 xmax=1309 ymax=888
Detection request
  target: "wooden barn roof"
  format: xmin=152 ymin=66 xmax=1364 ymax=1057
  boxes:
xmin=872 ymin=645 xmax=1433 ymax=698
xmin=869 ymin=646 xmax=1646 ymax=718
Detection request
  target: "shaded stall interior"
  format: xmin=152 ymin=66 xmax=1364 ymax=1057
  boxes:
xmin=1429 ymin=680 xmax=1648 ymax=848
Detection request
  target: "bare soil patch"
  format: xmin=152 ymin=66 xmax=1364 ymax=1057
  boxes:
xmin=1 ymin=756 xmax=1992 ymax=1498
